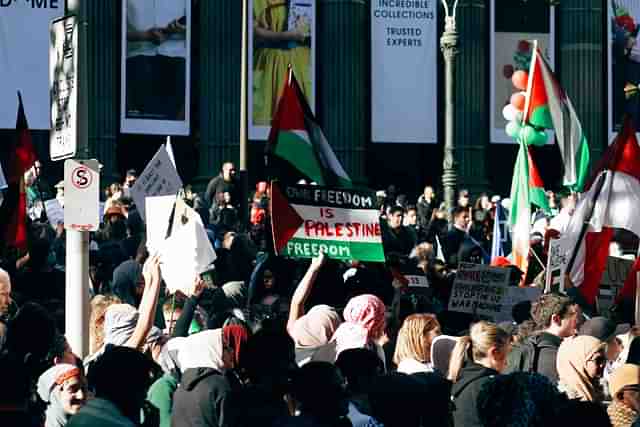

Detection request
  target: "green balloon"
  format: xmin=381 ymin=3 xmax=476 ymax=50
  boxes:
xmin=521 ymin=125 xmax=547 ymax=146
xmin=505 ymin=121 xmax=521 ymax=139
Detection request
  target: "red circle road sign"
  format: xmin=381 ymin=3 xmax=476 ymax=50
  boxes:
xmin=71 ymin=165 xmax=93 ymax=189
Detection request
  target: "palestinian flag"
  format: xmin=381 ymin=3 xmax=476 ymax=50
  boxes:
xmin=524 ymin=45 xmax=590 ymax=192
xmin=266 ymin=67 xmax=351 ymax=188
xmin=509 ymin=142 xmax=549 ymax=284
xmin=0 ymin=92 xmax=37 ymax=251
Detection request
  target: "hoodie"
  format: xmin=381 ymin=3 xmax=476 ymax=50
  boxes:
xmin=451 ymin=362 xmax=499 ymax=427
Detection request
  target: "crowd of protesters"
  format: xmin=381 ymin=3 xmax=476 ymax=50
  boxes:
xmin=3 ymin=161 xmax=640 ymax=427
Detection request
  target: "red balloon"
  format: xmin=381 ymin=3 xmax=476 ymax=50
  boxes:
xmin=510 ymin=93 xmax=526 ymax=111
xmin=512 ymin=70 xmax=529 ymax=90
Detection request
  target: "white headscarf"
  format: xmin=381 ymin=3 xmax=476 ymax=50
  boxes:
xmin=37 ymin=363 xmax=81 ymax=427
xmin=177 ymin=329 xmax=225 ymax=372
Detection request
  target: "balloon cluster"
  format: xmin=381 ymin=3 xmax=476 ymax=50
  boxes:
xmin=502 ymin=70 xmax=547 ymax=146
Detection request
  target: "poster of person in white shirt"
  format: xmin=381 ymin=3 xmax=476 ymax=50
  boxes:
xmin=120 ymin=0 xmax=191 ymax=135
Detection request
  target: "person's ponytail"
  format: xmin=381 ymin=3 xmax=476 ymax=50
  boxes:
xmin=447 ymin=335 xmax=471 ymax=382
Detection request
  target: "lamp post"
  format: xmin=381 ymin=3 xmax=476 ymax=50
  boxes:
xmin=440 ymin=0 xmax=459 ymax=215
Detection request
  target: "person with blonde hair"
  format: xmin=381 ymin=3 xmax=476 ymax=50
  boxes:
xmin=393 ymin=314 xmax=441 ymax=374
xmin=557 ymin=335 xmax=606 ymax=402
xmin=448 ymin=321 xmax=511 ymax=427
xmin=88 ymin=294 xmax=122 ymax=355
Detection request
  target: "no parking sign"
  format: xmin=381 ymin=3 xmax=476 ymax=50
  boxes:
xmin=64 ymin=159 xmax=99 ymax=231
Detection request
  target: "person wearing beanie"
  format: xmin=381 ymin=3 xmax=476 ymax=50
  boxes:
xmin=608 ymin=364 xmax=640 ymax=427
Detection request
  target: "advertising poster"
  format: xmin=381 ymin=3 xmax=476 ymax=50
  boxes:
xmin=270 ymin=182 xmax=385 ymax=262
xmin=371 ymin=0 xmax=437 ymax=144
xmin=249 ymin=0 xmax=316 ymax=140
xmin=490 ymin=0 xmax=554 ymax=143
xmin=0 ymin=0 xmax=64 ymax=129
xmin=120 ymin=0 xmax=191 ymax=135
xmin=609 ymin=1 xmax=640 ymax=138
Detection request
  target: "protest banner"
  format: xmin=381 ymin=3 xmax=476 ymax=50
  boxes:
xmin=448 ymin=263 xmax=510 ymax=321
xmin=158 ymin=198 xmax=216 ymax=295
xmin=545 ymin=237 xmax=569 ymax=293
xmin=130 ymin=144 xmax=183 ymax=220
xmin=44 ymin=198 xmax=64 ymax=228
xmin=270 ymin=182 xmax=384 ymax=262
xmin=406 ymin=275 xmax=429 ymax=288
xmin=599 ymin=256 xmax=634 ymax=313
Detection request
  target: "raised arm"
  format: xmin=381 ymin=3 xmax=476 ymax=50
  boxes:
xmin=125 ymin=255 xmax=162 ymax=350
xmin=286 ymin=251 xmax=326 ymax=338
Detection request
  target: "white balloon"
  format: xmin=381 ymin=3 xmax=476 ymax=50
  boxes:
xmin=502 ymin=104 xmax=517 ymax=122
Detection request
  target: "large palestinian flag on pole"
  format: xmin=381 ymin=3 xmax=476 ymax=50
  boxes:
xmin=266 ymin=67 xmax=352 ymax=188
xmin=270 ymin=182 xmax=384 ymax=262
xmin=524 ymin=45 xmax=590 ymax=192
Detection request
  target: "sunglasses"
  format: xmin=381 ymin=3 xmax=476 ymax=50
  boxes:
xmin=589 ymin=356 xmax=607 ymax=365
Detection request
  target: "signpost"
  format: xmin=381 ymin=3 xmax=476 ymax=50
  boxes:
xmin=270 ymin=182 xmax=385 ymax=262
xmin=63 ymin=159 xmax=99 ymax=231
xmin=50 ymin=14 xmax=78 ymax=161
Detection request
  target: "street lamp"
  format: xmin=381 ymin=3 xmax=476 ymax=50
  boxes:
xmin=440 ymin=0 xmax=459 ymax=215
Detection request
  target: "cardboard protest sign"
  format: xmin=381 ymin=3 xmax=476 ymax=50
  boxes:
xmin=158 ymin=199 xmax=216 ymax=295
xmin=497 ymin=286 xmax=542 ymax=323
xmin=448 ymin=263 xmax=510 ymax=320
xmin=44 ymin=199 xmax=64 ymax=228
xmin=271 ymin=182 xmax=385 ymax=262
xmin=599 ymin=256 xmax=634 ymax=313
xmin=545 ymin=237 xmax=570 ymax=293
xmin=130 ymin=145 xmax=183 ymax=220
xmin=145 ymin=195 xmax=177 ymax=253
xmin=406 ymin=275 xmax=429 ymax=288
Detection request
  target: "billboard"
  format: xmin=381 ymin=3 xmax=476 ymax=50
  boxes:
xmin=609 ymin=1 xmax=640 ymax=139
xmin=0 ymin=0 xmax=64 ymax=129
xmin=371 ymin=1 xmax=437 ymax=144
xmin=248 ymin=0 xmax=316 ymax=140
xmin=490 ymin=0 xmax=555 ymax=143
xmin=120 ymin=0 xmax=191 ymax=135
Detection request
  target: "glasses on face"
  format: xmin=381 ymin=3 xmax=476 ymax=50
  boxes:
xmin=589 ymin=355 xmax=607 ymax=366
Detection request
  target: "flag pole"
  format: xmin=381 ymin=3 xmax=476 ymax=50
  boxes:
xmin=238 ymin=0 xmax=249 ymax=230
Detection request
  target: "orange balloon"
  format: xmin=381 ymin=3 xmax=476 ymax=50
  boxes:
xmin=511 ymin=70 xmax=529 ymax=90
xmin=510 ymin=93 xmax=526 ymax=111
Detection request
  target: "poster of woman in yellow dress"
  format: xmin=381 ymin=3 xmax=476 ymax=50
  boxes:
xmin=249 ymin=0 xmax=315 ymax=140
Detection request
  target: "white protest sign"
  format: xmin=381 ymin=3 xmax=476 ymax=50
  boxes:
xmin=49 ymin=15 xmax=77 ymax=161
xmin=44 ymin=198 xmax=64 ymax=228
xmin=448 ymin=263 xmax=510 ymax=321
xmin=64 ymin=159 xmax=99 ymax=231
xmin=545 ymin=237 xmax=570 ymax=293
xmin=145 ymin=195 xmax=177 ymax=253
xmin=599 ymin=256 xmax=634 ymax=313
xmin=158 ymin=199 xmax=216 ymax=295
xmin=130 ymin=145 xmax=183 ymax=220
xmin=406 ymin=275 xmax=429 ymax=288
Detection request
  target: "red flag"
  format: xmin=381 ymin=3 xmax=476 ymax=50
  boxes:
xmin=0 ymin=92 xmax=37 ymax=251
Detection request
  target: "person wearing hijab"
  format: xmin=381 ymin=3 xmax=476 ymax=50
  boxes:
xmin=557 ymin=335 xmax=607 ymax=402
xmin=171 ymin=326 xmax=249 ymax=427
xmin=393 ymin=313 xmax=441 ymax=374
xmin=328 ymin=294 xmax=386 ymax=365
xmin=290 ymin=305 xmax=341 ymax=365
xmin=147 ymin=337 xmax=187 ymax=427
xmin=608 ymin=364 xmax=640 ymax=427
xmin=37 ymin=364 xmax=87 ymax=427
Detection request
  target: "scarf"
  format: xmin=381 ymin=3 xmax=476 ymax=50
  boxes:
xmin=103 ymin=303 xmax=163 ymax=348
xmin=556 ymin=335 xmax=605 ymax=402
xmin=223 ymin=324 xmax=250 ymax=367
xmin=291 ymin=305 xmax=341 ymax=348
xmin=608 ymin=400 xmax=639 ymax=427
xmin=331 ymin=294 xmax=385 ymax=356
xmin=37 ymin=364 xmax=81 ymax=427
xmin=178 ymin=329 xmax=225 ymax=372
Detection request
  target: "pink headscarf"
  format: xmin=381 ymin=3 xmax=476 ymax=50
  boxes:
xmin=331 ymin=294 xmax=386 ymax=356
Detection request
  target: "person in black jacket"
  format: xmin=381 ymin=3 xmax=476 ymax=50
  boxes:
xmin=171 ymin=327 xmax=249 ymax=427
xmin=448 ymin=321 xmax=511 ymax=427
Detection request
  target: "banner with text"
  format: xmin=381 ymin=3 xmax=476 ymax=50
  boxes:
xmin=371 ymin=0 xmax=437 ymax=143
xmin=0 ymin=0 xmax=64 ymax=129
xmin=545 ymin=237 xmax=570 ymax=293
xmin=448 ymin=263 xmax=510 ymax=320
xmin=271 ymin=182 xmax=385 ymax=262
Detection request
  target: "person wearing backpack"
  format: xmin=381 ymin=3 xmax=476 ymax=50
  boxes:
xmin=505 ymin=293 xmax=579 ymax=384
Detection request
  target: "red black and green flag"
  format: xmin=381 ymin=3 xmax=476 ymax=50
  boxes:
xmin=0 ymin=92 xmax=37 ymax=251
xmin=524 ymin=45 xmax=590 ymax=192
xmin=266 ymin=68 xmax=352 ymax=188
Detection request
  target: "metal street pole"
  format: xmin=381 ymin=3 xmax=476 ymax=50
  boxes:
xmin=65 ymin=0 xmax=90 ymax=358
xmin=239 ymin=0 xmax=249 ymax=229
xmin=440 ymin=0 xmax=459 ymax=216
